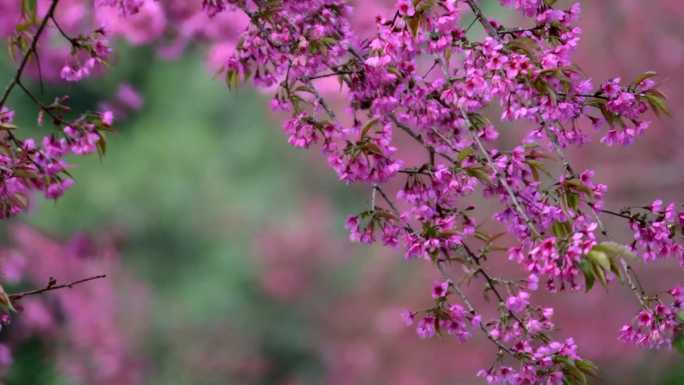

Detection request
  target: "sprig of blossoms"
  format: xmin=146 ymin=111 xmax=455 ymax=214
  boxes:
xmin=619 ymin=286 xmax=684 ymax=350
xmin=60 ymin=28 xmax=112 ymax=82
xmin=627 ymin=200 xmax=684 ymax=265
xmin=402 ymin=279 xmax=480 ymax=341
xmin=0 ymin=107 xmax=114 ymax=217
xmin=0 ymin=0 xmax=121 ymax=219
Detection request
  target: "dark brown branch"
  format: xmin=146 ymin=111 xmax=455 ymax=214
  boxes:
xmin=306 ymin=71 xmax=356 ymax=81
xmin=460 ymin=242 xmax=536 ymax=340
xmin=50 ymin=15 xmax=79 ymax=47
xmin=10 ymin=274 xmax=107 ymax=302
xmin=598 ymin=208 xmax=635 ymax=221
xmin=0 ymin=0 xmax=61 ymax=110
xmin=374 ymin=186 xmax=400 ymax=216
xmin=16 ymin=81 xmax=64 ymax=125
xmin=388 ymin=114 xmax=457 ymax=163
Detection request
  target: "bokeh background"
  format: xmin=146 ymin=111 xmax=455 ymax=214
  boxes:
xmin=0 ymin=0 xmax=683 ymax=384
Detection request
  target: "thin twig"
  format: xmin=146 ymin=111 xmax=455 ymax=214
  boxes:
xmin=463 ymin=0 xmax=501 ymax=40
xmin=16 ymin=81 xmax=63 ymax=125
xmin=620 ymin=259 xmax=647 ymax=309
xmin=542 ymin=123 xmax=575 ymax=176
xmin=10 ymin=274 xmax=107 ymax=301
xmin=598 ymin=208 xmax=635 ymax=221
xmin=462 ymin=108 xmax=541 ymax=238
xmin=388 ymin=114 xmax=456 ymax=163
xmin=305 ymin=80 xmax=336 ymax=119
xmin=49 ymin=15 xmax=78 ymax=46
xmin=437 ymin=262 xmax=515 ymax=357
xmin=460 ymin=243 xmax=534 ymax=339
xmin=306 ymin=71 xmax=356 ymax=81
xmin=374 ymin=185 xmax=416 ymax=234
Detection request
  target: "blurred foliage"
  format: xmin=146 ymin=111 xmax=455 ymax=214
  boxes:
xmin=6 ymin=339 xmax=62 ymax=385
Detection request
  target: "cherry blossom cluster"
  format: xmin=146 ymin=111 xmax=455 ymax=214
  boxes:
xmin=619 ymin=286 xmax=684 ymax=350
xmin=401 ymin=279 xmax=480 ymax=341
xmin=215 ymin=0 xmax=684 ymax=383
xmin=0 ymin=0 xmax=122 ymax=219
xmin=59 ymin=28 xmax=112 ymax=82
xmin=625 ymin=200 xmax=684 ymax=265
xmin=0 ymin=105 xmax=113 ymax=218
xmin=402 ymin=276 xmax=599 ymax=384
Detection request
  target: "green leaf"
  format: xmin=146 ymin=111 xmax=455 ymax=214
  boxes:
xmin=415 ymin=0 xmax=436 ymax=13
xmin=96 ymin=136 xmax=107 ymax=157
xmin=506 ymin=37 xmax=540 ymax=62
xmin=465 ymin=167 xmax=490 ymax=183
xmin=551 ymin=221 xmax=572 ymax=238
xmin=225 ymin=69 xmax=239 ymax=89
xmin=591 ymin=261 xmax=608 ymax=287
xmin=15 ymin=20 xmax=33 ymax=33
xmin=362 ymin=142 xmax=384 ymax=157
xmin=608 ymin=254 xmax=624 ymax=282
xmin=319 ymin=36 xmax=337 ymax=47
xmin=561 ymin=360 xmax=588 ymax=385
xmin=575 ymin=359 xmax=599 ymax=378
xmin=457 ymin=147 xmax=474 ymax=162
xmin=564 ymin=179 xmax=594 ymax=199
xmin=599 ymin=103 xmax=619 ymax=127
xmin=587 ymin=250 xmax=611 ymax=272
xmin=641 ymin=89 xmax=671 ymax=117
xmin=589 ymin=242 xmax=634 ymax=284
xmin=593 ymin=241 xmax=638 ymax=260
xmin=0 ymin=284 xmax=16 ymax=313
xmin=22 ymin=0 xmax=37 ymax=23
xmin=360 ymin=118 xmax=379 ymax=139
xmin=407 ymin=16 xmax=421 ymax=38
xmin=565 ymin=191 xmax=579 ymax=210
xmin=677 ymin=310 xmax=684 ymax=323
xmin=578 ymin=259 xmax=595 ymax=292
xmin=527 ymin=159 xmax=541 ymax=181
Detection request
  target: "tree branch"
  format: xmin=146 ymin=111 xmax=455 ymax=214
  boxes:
xmin=463 ymin=0 xmax=501 ymax=41
xmin=436 ymin=262 xmax=516 ymax=357
xmin=10 ymin=274 xmax=107 ymax=302
xmin=0 ymin=0 xmax=61 ymax=110
xmin=462 ymin=108 xmax=541 ymax=238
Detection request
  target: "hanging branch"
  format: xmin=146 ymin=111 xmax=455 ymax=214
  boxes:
xmin=0 ymin=0 xmax=61 ymax=110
